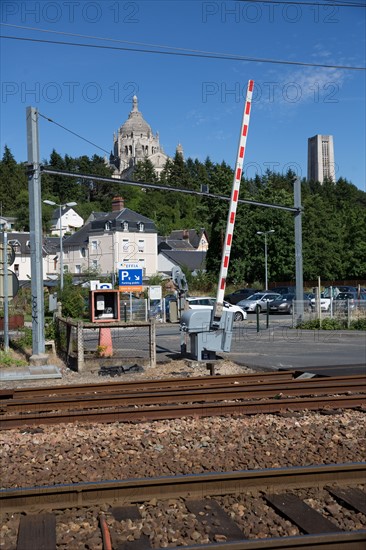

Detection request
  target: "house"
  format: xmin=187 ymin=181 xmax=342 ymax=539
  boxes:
xmin=4 ymin=232 xmax=59 ymax=283
xmin=49 ymin=205 xmax=84 ymax=236
xmin=62 ymin=197 xmax=158 ymax=277
xmin=0 ymin=216 xmax=17 ymax=231
xmin=158 ymin=229 xmax=209 ymax=252
xmin=158 ymin=249 xmax=207 ymax=277
xmin=157 ymin=228 xmax=209 ymax=276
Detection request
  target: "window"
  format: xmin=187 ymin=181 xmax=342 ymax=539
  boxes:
xmin=14 ymin=264 xmax=19 ymax=276
xmin=91 ymin=240 xmax=98 ymax=251
xmin=122 ymin=239 xmax=129 ymax=252
xmin=63 ymin=265 xmax=69 ymax=273
xmin=138 ymin=239 xmax=144 ymax=252
xmin=105 ymin=221 xmax=112 ymax=231
xmin=137 ymin=222 xmax=144 ymax=232
xmin=121 ymin=221 xmax=129 ymax=231
xmin=75 ymin=265 xmax=81 ymax=274
xmin=9 ymin=240 xmax=20 ymax=253
xmin=91 ymin=259 xmax=98 ymax=269
xmin=80 ymin=247 xmax=86 ymax=258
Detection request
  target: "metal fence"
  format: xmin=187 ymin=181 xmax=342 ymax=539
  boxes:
xmin=55 ymin=316 xmax=156 ymax=373
xmin=289 ymin=300 xmax=366 ymax=327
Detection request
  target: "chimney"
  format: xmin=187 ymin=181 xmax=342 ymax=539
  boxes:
xmin=112 ymin=196 xmax=125 ymax=212
xmin=183 ymin=229 xmax=189 ymax=240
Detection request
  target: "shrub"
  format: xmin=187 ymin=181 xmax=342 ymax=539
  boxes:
xmin=350 ymin=318 xmax=366 ymax=330
xmin=296 ymin=318 xmax=347 ymax=330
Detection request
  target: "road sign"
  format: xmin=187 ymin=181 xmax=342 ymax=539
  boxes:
xmin=118 ymin=268 xmax=143 ymax=292
xmin=0 ymin=270 xmax=19 ymax=299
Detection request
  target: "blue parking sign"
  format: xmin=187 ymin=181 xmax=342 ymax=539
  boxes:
xmin=119 ymin=268 xmax=143 ymax=286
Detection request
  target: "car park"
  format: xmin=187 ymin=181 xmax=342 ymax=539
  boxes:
xmin=237 ymin=292 xmax=282 ymax=313
xmin=224 ymin=288 xmax=260 ymax=304
xmin=186 ymin=297 xmax=247 ymax=321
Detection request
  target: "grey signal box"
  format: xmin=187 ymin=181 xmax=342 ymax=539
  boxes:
xmin=180 ymin=308 xmax=234 ymax=361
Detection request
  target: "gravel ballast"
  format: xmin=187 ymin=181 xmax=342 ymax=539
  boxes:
xmin=1 ymin=360 xmax=365 ymax=548
xmin=1 ymin=410 xmax=365 ymax=489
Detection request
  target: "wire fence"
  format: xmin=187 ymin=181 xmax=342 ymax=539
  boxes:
xmin=285 ymin=300 xmax=366 ymax=328
xmin=55 ymin=316 xmax=156 ymax=373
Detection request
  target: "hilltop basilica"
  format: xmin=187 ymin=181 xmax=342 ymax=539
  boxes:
xmin=109 ymin=95 xmax=183 ymax=178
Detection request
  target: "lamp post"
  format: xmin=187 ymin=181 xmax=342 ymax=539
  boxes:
xmin=44 ymin=200 xmax=77 ymax=291
xmin=256 ymin=230 xmax=275 ymax=290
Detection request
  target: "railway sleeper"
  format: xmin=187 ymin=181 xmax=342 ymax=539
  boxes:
xmin=8 ymin=485 xmax=366 ymax=550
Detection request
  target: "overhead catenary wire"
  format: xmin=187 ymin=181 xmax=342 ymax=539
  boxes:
xmin=0 ymin=34 xmax=364 ymax=71
xmin=38 ymin=113 xmax=111 ymax=156
xmin=41 ymin=167 xmax=300 ymax=213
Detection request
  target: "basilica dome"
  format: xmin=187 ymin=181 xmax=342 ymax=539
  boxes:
xmin=119 ymin=95 xmax=152 ymax=137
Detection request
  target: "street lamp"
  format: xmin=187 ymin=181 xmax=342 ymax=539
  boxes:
xmin=44 ymin=200 xmax=77 ymax=291
xmin=256 ymin=230 xmax=275 ymax=290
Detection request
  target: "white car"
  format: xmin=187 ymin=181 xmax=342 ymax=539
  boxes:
xmin=185 ymin=297 xmax=247 ymax=321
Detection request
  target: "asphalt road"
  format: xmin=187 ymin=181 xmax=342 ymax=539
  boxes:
xmin=156 ymin=318 xmax=366 ymax=377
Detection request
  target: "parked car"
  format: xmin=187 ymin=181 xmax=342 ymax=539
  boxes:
xmin=269 ymin=293 xmax=312 ymax=314
xmin=237 ymin=292 xmax=282 ymax=313
xmin=310 ymin=286 xmax=340 ymax=312
xmin=186 ymin=297 xmax=247 ymax=321
xmin=224 ymin=288 xmax=260 ymax=304
xmin=270 ymin=286 xmax=295 ymax=295
xmin=334 ymin=291 xmax=366 ymax=311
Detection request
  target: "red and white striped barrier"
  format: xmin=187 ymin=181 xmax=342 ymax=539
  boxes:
xmin=214 ymin=79 xmax=254 ymax=319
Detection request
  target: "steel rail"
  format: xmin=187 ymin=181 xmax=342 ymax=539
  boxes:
xmin=1 ymin=394 xmax=364 ymax=429
xmin=1 ymin=462 xmax=364 ymax=512
xmin=2 ymin=377 xmax=365 ymax=414
xmin=0 ymin=371 xmax=296 ymax=400
xmin=172 ymin=532 xmax=366 ymax=549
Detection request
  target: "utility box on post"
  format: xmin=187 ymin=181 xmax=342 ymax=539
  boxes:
xmin=180 ymin=308 xmax=235 ymax=361
xmin=90 ymin=290 xmax=120 ymax=322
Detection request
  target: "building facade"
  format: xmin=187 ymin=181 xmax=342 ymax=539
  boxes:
xmin=307 ymin=135 xmax=336 ymax=183
xmin=110 ymin=95 xmax=170 ymax=178
xmin=62 ymin=197 xmax=158 ymax=278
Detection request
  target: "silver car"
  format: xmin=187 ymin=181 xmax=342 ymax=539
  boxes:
xmin=237 ymin=292 xmax=282 ymax=313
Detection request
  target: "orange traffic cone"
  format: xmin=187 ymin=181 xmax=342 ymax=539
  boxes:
xmin=98 ymin=327 xmax=113 ymax=357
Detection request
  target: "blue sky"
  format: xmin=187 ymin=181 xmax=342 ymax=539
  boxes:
xmin=1 ymin=0 xmax=365 ymax=190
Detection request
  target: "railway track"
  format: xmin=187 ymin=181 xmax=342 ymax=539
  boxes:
xmin=0 ymin=373 xmax=364 ymax=430
xmin=1 ymin=463 xmax=365 ymax=549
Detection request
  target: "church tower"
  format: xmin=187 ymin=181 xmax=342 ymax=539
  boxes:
xmin=110 ymin=96 xmax=171 ymax=178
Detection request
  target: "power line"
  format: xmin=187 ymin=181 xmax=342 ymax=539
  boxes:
xmin=1 ymin=34 xmax=364 ymax=70
xmin=38 ymin=113 xmax=111 ymax=156
xmin=41 ymin=167 xmax=300 ymax=213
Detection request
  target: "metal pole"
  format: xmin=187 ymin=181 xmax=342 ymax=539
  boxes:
xmin=26 ymin=106 xmax=45 ymax=357
xmin=294 ymin=178 xmax=304 ymax=320
xmin=59 ymin=204 xmax=63 ymax=291
xmin=264 ymin=233 xmax=268 ymax=290
xmin=3 ymin=231 xmax=9 ymax=352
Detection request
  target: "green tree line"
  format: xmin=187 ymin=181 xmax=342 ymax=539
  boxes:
xmin=0 ymin=145 xmax=365 ymax=284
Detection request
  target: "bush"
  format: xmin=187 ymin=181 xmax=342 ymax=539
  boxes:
xmin=0 ymin=350 xmax=27 ymax=367
xmin=296 ymin=318 xmax=347 ymax=330
xmin=350 ymin=318 xmax=366 ymax=330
